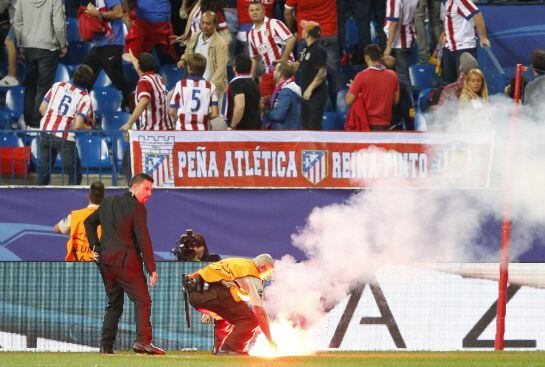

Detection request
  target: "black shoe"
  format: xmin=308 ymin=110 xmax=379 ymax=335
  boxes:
xmin=216 ymin=348 xmax=248 ymax=356
xmin=99 ymin=346 xmax=115 ymax=354
xmin=132 ymin=342 xmax=165 ymax=355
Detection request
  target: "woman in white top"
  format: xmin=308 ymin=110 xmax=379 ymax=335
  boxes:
xmin=459 ymin=68 xmax=489 ymax=109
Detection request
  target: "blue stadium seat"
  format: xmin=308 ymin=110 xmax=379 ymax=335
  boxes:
xmin=76 ymin=135 xmax=112 ymax=170
xmin=322 ymin=112 xmax=343 ymax=131
xmin=62 ymin=41 xmax=91 ymax=66
xmin=66 ymin=17 xmax=81 ymax=42
xmin=417 ymin=88 xmax=434 ymax=112
xmin=0 ymin=110 xmax=11 ymax=130
xmin=91 ymin=86 xmax=122 ymax=118
xmin=4 ymin=86 xmax=25 ymax=121
xmin=409 ymin=64 xmax=441 ymax=91
xmin=345 ymin=17 xmax=359 ymax=52
xmin=101 ymin=112 xmax=130 ymax=131
xmin=93 ymin=69 xmax=112 ymax=88
xmin=54 ymin=63 xmax=70 ymax=83
xmin=0 ymin=132 xmax=22 ymax=147
xmin=160 ymin=64 xmax=186 ymax=90
xmin=414 ymin=111 xmax=428 ymax=131
xmin=336 ymin=89 xmax=349 ymax=115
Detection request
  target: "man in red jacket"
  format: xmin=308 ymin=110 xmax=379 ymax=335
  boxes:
xmin=345 ymin=44 xmax=399 ymax=131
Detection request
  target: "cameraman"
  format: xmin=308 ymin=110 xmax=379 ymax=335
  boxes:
xmin=173 ymin=230 xmax=220 ymax=262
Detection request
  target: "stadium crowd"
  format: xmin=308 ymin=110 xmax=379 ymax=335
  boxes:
xmin=0 ymin=0 xmax=544 ymax=185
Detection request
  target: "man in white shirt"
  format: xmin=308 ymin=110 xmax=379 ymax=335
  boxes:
xmin=442 ymin=0 xmax=490 ymax=84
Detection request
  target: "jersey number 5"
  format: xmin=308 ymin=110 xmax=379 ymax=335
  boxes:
xmin=191 ymin=90 xmax=201 ymax=113
xmin=58 ymin=95 xmax=73 ymax=116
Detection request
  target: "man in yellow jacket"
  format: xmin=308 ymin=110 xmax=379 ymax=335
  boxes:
xmin=53 ymin=181 xmax=105 ymax=261
xmin=186 ymin=253 xmax=277 ymax=355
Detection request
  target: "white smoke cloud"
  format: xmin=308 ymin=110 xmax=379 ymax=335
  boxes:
xmin=266 ymin=84 xmax=545 ymax=328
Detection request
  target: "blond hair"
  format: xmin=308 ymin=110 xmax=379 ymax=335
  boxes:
xmin=461 ymin=68 xmax=489 ymax=101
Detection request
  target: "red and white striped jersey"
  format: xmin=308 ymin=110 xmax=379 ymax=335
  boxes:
xmin=190 ymin=6 xmax=228 ymax=35
xmin=384 ymin=0 xmax=419 ymax=49
xmin=40 ymin=82 xmax=94 ymax=141
xmin=444 ymin=0 xmax=480 ymax=51
xmin=169 ymin=76 xmax=219 ymax=131
xmin=136 ymin=72 xmax=174 ymax=131
xmin=248 ymin=17 xmax=293 ymax=70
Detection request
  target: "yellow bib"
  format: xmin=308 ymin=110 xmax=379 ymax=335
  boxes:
xmin=65 ymin=207 xmax=101 ymax=262
xmin=194 ymin=258 xmax=260 ymax=302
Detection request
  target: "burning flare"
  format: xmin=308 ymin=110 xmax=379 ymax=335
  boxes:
xmin=249 ymin=316 xmax=316 ymax=357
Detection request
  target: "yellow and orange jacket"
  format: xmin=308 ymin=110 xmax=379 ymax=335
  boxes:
xmin=192 ymin=258 xmax=260 ymax=302
xmin=65 ymin=207 xmax=101 ymax=261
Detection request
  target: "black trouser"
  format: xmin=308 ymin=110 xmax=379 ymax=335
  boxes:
xmin=442 ymin=47 xmax=477 ymax=85
xmin=98 ymin=263 xmax=153 ymax=347
xmin=188 ymin=283 xmax=258 ymax=353
xmin=84 ymin=45 xmax=133 ymax=104
xmin=301 ymin=88 xmax=328 ymax=130
xmin=37 ymin=134 xmax=81 ymax=185
xmin=23 ymin=48 xmax=59 ymax=128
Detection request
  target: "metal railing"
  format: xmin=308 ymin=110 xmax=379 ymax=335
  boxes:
xmin=477 ymin=46 xmax=508 ymax=95
xmin=0 ymin=130 xmax=127 ymax=187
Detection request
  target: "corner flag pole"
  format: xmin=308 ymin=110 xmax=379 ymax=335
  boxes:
xmin=494 ymin=64 xmax=526 ymax=350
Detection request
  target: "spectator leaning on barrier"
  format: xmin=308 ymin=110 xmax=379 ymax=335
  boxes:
xmin=297 ymin=20 xmax=327 ymax=131
xmin=84 ymin=0 xmax=133 ymax=110
xmin=524 ymin=49 xmax=545 ymax=111
xmin=124 ymin=0 xmax=177 ymax=63
xmin=248 ymin=0 xmax=296 ymax=107
xmin=437 ymin=51 xmax=478 ymax=107
xmin=13 ymin=0 xmax=67 ymax=128
xmin=224 ymin=54 xmax=261 ymax=130
xmin=383 ymin=55 xmax=414 ymax=130
xmin=345 ymin=44 xmax=399 ymax=131
xmin=37 ymin=64 xmax=95 ymax=186
xmin=0 ymin=0 xmax=19 ymax=87
xmin=459 ymin=68 xmax=488 ymax=109
xmin=263 ymin=62 xmax=301 ymax=130
xmin=121 ymin=51 xmax=174 ymax=182
xmin=441 ymin=0 xmax=490 ymax=85
xmin=169 ymin=53 xmax=219 ymax=130
xmin=383 ymin=0 xmax=419 ymax=88
xmin=54 ymin=181 xmax=105 ymax=262
xmin=178 ymin=11 xmax=229 ymax=98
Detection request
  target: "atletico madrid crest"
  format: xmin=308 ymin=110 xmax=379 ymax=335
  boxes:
xmin=302 ymin=150 xmax=328 ymax=185
xmin=145 ymin=154 xmax=172 ymax=187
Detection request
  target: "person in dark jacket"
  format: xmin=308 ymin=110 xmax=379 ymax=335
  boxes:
xmin=84 ymin=173 xmax=164 ymax=355
xmin=263 ymin=62 xmax=301 ymax=130
xmin=383 ymin=55 xmax=414 ymax=130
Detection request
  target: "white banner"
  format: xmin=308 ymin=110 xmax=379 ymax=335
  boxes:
xmin=310 ymin=264 xmax=545 ymax=351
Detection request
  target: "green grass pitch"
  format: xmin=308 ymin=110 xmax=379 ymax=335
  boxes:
xmin=2 ymin=351 xmax=545 ymax=367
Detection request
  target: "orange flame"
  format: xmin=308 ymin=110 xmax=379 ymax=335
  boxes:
xmin=249 ymin=316 xmax=316 ymax=358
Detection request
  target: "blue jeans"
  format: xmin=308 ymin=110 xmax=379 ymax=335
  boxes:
xmin=442 ymin=47 xmax=477 ymax=85
xmin=37 ymin=134 xmax=82 ymax=185
xmin=393 ymin=48 xmax=412 ymax=88
xmin=23 ymin=48 xmax=59 ymax=128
